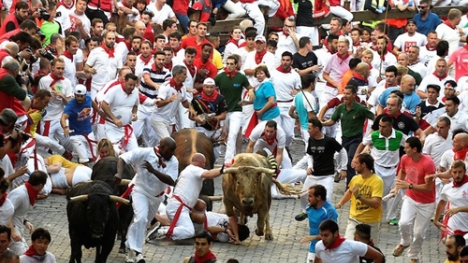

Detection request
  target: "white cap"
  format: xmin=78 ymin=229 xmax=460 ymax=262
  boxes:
xmin=203 ymin=78 xmax=215 ymax=85
xmin=254 ymin=35 xmax=266 ymax=43
xmin=75 ymin=84 xmax=87 ymax=95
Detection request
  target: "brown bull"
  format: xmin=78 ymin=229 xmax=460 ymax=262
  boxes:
xmin=222 ymin=153 xmax=280 ymax=243
xmin=172 ymin=128 xmax=216 ymax=209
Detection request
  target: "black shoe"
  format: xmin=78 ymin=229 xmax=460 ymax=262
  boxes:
xmin=295 ymin=212 xmax=308 ymax=221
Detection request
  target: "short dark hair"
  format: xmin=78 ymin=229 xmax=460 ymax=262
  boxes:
xmin=28 ymin=170 xmax=48 ymax=186
xmin=226 ymin=55 xmax=238 ymax=65
xmin=124 ymin=73 xmax=138 ymax=82
xmin=355 ymin=223 xmax=371 ymax=241
xmin=344 ymin=85 xmax=357 ymax=94
xmin=406 ymin=137 xmax=422 ymax=153
xmin=327 ymin=34 xmax=339 ymax=43
xmin=162 ymin=19 xmax=176 ymax=30
xmin=299 ymin=36 xmax=311 ymax=48
xmin=356 ymin=153 xmax=374 ymax=172
xmin=349 ymin=58 xmax=361 ymax=70
xmin=34 ymin=89 xmax=52 ymax=100
xmin=309 ymin=184 xmax=327 ymax=201
xmin=301 ymin=74 xmax=316 ymax=89
xmin=427 ymin=84 xmax=440 ymax=93
xmin=309 ymin=118 xmax=322 ymax=130
xmin=19 ymin=19 xmax=37 ymax=30
xmin=449 ymin=234 xmax=466 ymax=248
xmin=266 ymin=40 xmax=277 ymax=48
xmin=380 ymin=115 xmax=393 ymax=125
xmin=281 ymin=51 xmax=293 ymax=60
xmin=226 ymin=259 xmax=240 ymax=263
xmin=390 ymin=90 xmax=404 ymax=100
xmin=446 ymin=95 xmax=460 ymax=105
xmin=436 ymin=40 xmax=449 ymax=57
xmin=0 ymin=179 xmax=8 ymax=194
xmin=265 ymin=120 xmax=277 ymax=130
xmin=319 ymin=219 xmax=339 ymax=233
xmin=245 ymin=31 xmax=257 ymax=39
xmin=385 ymin=65 xmax=398 ymax=76
xmin=15 ymin=1 xmax=28 ymax=10
xmin=31 ymin=228 xmax=51 ymax=242
xmin=194 ymin=230 xmax=213 ymax=244
xmin=0 ymin=225 xmax=11 ymax=240
xmin=460 ymin=246 xmax=468 ymax=257
xmin=185 ymin=47 xmax=197 ymax=55
xmin=153 ymin=50 xmax=166 ymax=58
xmin=169 ymin=31 xmax=182 ymax=41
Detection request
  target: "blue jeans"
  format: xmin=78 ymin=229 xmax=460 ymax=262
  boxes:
xmin=175 ymin=13 xmax=189 ymax=33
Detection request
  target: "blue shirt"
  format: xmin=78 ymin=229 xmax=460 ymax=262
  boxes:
xmin=253 ymin=81 xmax=280 ymax=121
xmin=413 ymin=12 xmax=441 ymax=35
xmin=306 ymin=201 xmax=338 ymax=253
xmin=64 ymin=94 xmax=93 ymax=136
xmin=378 ymin=88 xmax=421 ymax=114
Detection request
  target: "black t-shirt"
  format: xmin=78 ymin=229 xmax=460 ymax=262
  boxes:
xmin=417 ymin=101 xmax=444 ymax=119
xmin=360 ymin=245 xmax=386 ymax=263
xmin=191 ymin=93 xmax=228 ymax=131
xmin=294 ymin=0 xmax=314 ymax=26
xmin=306 ymin=135 xmax=342 ymax=176
xmin=293 ymin=52 xmax=318 ymax=71
xmin=371 ymin=113 xmax=419 ymax=135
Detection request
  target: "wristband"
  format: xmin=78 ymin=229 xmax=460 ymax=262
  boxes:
xmin=220 ymin=164 xmax=225 ymax=174
xmin=409 ymin=183 xmax=413 ymax=189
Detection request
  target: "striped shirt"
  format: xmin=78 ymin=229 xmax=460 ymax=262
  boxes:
xmin=140 ymin=64 xmax=171 ymax=99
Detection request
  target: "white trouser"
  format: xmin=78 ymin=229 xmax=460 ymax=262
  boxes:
xmin=242 ymin=104 xmax=254 ymax=135
xmin=257 ymin=0 xmax=280 ymax=16
xmin=40 ymin=119 xmax=73 ymax=152
xmin=35 ymin=134 xmax=65 ymax=155
xmin=300 ymin=174 xmax=334 ymax=210
xmin=134 ymin=105 xmax=158 ymax=147
xmin=166 ymin=198 xmax=194 ymax=240
xmin=95 ymin=123 xmax=106 ymax=141
xmin=253 ymin=142 xmax=292 ymax=169
xmin=386 ymin=183 xmax=405 ymax=221
xmin=297 ymin=26 xmax=319 ymax=46
xmin=177 ymin=102 xmax=193 ymax=130
xmin=398 ymin=196 xmax=435 ymax=260
xmin=278 ymin=103 xmax=295 ymax=147
xmin=301 ymin=128 xmax=310 ymax=152
xmin=451 ymin=0 xmax=468 ymax=5
xmin=223 ymin=0 xmax=247 ymax=18
xmin=69 ymin=133 xmax=97 ymax=163
xmin=195 ymin=127 xmax=221 ymax=160
xmin=374 ymin=164 xmax=396 ymax=196
xmin=435 ymin=178 xmax=445 ymax=203
xmin=126 ymin=191 xmax=163 ymax=253
xmin=271 ymin=169 xmax=307 ymax=198
xmin=329 ymin=5 xmax=353 ymax=21
xmin=105 ymin=122 xmax=138 ymax=152
xmin=345 ymin=219 xmax=380 ymax=246
xmin=307 ymin=252 xmax=316 ymax=263
xmin=319 ymin=91 xmax=338 ymax=138
xmin=72 ymin=166 xmax=92 ymax=186
xmin=150 ymin=120 xmax=172 ymax=145
xmin=225 ymin=111 xmax=244 ymax=163
xmin=242 ymin=2 xmax=265 ymax=36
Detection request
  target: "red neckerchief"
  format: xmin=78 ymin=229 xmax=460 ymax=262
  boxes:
xmin=352 ymin=72 xmax=368 ymax=82
xmin=201 ymin=89 xmax=219 ymax=102
xmin=325 ymin=235 xmax=346 ymax=250
xmin=184 ymin=60 xmax=196 ymax=77
xmin=453 ymin=147 xmax=468 ymax=161
xmin=262 ymin=131 xmax=276 ymax=145
xmin=433 ymin=71 xmax=447 ymax=81
xmin=353 ymin=42 xmax=360 ymax=47
xmin=226 ymin=38 xmax=239 ymax=47
xmin=49 ymin=73 xmax=64 ymax=88
xmin=154 ymin=146 xmax=166 ymax=168
xmin=23 ymin=245 xmax=47 ymax=262
xmin=132 ymin=48 xmax=140 ymax=55
xmin=255 ymin=49 xmax=267 ymax=65
xmin=101 ymin=44 xmax=115 ymax=58
xmin=224 ymin=67 xmax=238 ymax=78
xmin=368 ymin=63 xmax=373 ymax=70
xmin=325 ymin=44 xmax=336 ymax=54
xmin=444 ymin=20 xmax=456 ymax=30
xmin=425 ymin=44 xmax=436 ymax=51
xmin=283 ymin=30 xmax=289 ymax=37
xmin=151 ymin=64 xmax=164 ymax=74
xmin=464 ymin=44 xmax=468 ymax=50
xmin=140 ymin=54 xmax=152 ymax=66
xmin=0 ymin=193 xmax=7 ymax=206
xmin=24 ymin=182 xmax=38 ymax=206
xmin=56 ymin=0 xmax=74 ymax=9
xmin=169 ymin=78 xmax=183 ymax=92
xmin=62 ymin=50 xmax=73 ymax=62
xmin=276 ymin=65 xmax=291 ymax=73
xmin=164 ymin=61 xmax=173 ymax=71
xmin=337 ymin=52 xmax=350 ymax=64
xmin=193 ymin=250 xmax=217 ymax=263
xmin=124 ymin=40 xmax=132 ymax=51
xmin=453 ymin=176 xmax=468 ymax=188
xmin=379 ymin=50 xmax=387 ymax=61
xmin=387 ymin=111 xmax=402 ymax=118
xmin=172 ymin=45 xmax=182 ymax=56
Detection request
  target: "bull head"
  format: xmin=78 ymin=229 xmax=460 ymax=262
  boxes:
xmin=224 ymin=166 xmax=275 ymax=208
xmin=69 ymin=194 xmax=130 ymax=206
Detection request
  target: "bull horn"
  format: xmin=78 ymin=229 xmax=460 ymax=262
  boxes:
xmin=109 ymin=195 xmax=131 ymax=206
xmin=206 ymin=196 xmax=223 ymax=201
xmin=254 ymin=167 xmax=276 ymax=175
xmin=119 ymin=179 xmax=132 ymax=186
xmin=69 ymin=195 xmax=88 ymax=203
xmin=223 ymin=167 xmax=239 ymax=174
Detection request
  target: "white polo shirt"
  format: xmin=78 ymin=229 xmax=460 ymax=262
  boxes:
xmin=431 ymin=110 xmax=468 ymax=133
xmin=270 ymin=68 xmax=301 ymax=102
xmin=86 ymin=46 xmax=122 ymax=93
xmin=422 ymin=132 xmax=452 ymax=167
xmin=315 ymin=239 xmax=368 ymax=263
xmin=38 ymin=74 xmax=73 ymax=121
xmin=135 ymin=54 xmax=154 ymax=77
xmin=276 ymin=32 xmax=300 ymax=58
xmin=363 ymin=129 xmax=406 ymax=168
xmin=152 ymin=80 xmax=188 ymax=123
xmin=103 ymin=83 xmax=139 ymax=126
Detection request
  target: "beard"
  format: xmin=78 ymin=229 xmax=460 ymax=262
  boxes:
xmin=447 ymin=253 xmax=458 ymax=261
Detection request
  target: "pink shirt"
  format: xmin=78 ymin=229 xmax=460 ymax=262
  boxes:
xmin=323 ymin=54 xmax=351 ymax=86
xmin=400 ymin=154 xmax=436 ymax=204
xmin=449 ymin=46 xmax=468 ymax=82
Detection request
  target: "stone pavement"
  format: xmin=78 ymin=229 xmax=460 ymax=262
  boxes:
xmin=25 ymin=140 xmax=447 ymax=263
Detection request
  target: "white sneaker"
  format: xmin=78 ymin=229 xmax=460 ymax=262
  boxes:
xmin=135 ymin=253 xmax=145 ymax=263
xmin=125 ymin=249 xmax=135 ymax=263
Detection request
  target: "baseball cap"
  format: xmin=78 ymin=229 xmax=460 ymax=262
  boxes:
xmin=406 ymin=19 xmax=416 ymax=26
xmin=203 ymin=78 xmax=215 ymax=85
xmin=75 ymin=84 xmax=87 ymax=95
xmin=255 ymin=35 xmax=266 ymax=43
xmin=0 ymin=108 xmax=18 ymax=126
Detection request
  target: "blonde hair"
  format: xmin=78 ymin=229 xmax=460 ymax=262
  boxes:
xmin=97 ymin=138 xmax=116 ymax=157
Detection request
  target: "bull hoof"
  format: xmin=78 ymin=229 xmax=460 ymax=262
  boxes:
xmin=255 ymin=229 xmax=264 ymax=236
xmin=265 ymin=233 xmax=274 ymax=240
xmin=119 ymin=247 xmax=126 ymax=254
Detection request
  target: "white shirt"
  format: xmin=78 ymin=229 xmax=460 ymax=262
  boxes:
xmin=60 ymin=49 xmax=83 ymax=88
xmin=20 ymin=252 xmax=57 ymax=263
xmin=69 ymin=12 xmax=91 ymax=38
xmin=103 ymin=83 xmax=139 ymax=125
xmin=422 ymin=132 xmax=452 ymax=167
xmin=363 ymin=129 xmax=406 ymax=168
xmin=8 ymin=185 xmax=32 ymax=232
xmin=172 ymin=164 xmax=205 ymax=208
xmin=417 ymin=73 xmax=455 ymax=100
xmin=374 ymin=52 xmax=398 ymax=76
xmin=174 ymin=61 xmax=197 ymax=100
xmin=249 ymin=121 xmax=287 ymax=151
xmin=238 ymin=48 xmax=255 ymax=69
xmin=393 ymin=32 xmax=427 ymax=52
xmin=242 ymin=51 xmax=276 ymax=87
xmin=135 ymin=54 xmax=154 ymax=77
xmin=117 ymin=2 xmax=139 ymax=22
xmin=440 ymin=181 xmax=468 ymax=232
xmin=152 ymin=80 xmax=188 ymax=123
xmin=408 ymin=61 xmax=428 ymax=78
xmin=314 ymin=48 xmax=333 ymax=81
xmin=439 ymin=149 xmax=455 ymax=171
xmin=86 ymin=46 xmax=122 ymax=92
xmin=0 ymin=198 xmax=14 ymax=225
xmin=436 ymin=22 xmax=461 ymax=56
xmin=276 ymin=32 xmax=300 ymax=58
xmin=315 ymin=239 xmax=368 ymax=263
xmin=147 ymin=3 xmax=175 ymax=24
xmin=38 ymin=74 xmax=73 ymax=121
xmin=458 ymin=88 xmax=468 ymax=113
xmin=121 ymin=147 xmax=178 ymax=198
xmin=431 ymin=110 xmax=468 ymax=133
xmin=292 ymin=90 xmax=316 ymax=114
xmin=419 ymin=45 xmax=437 ymax=66
xmin=270 ymin=68 xmax=301 ymax=101
xmin=55 ymin=6 xmax=71 ymax=33
xmin=223 ymin=42 xmax=239 ymax=64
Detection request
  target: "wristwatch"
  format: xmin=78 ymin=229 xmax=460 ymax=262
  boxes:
xmin=409 ymin=183 xmax=414 ymax=189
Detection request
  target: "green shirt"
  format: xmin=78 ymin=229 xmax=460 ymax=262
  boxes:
xmin=41 ymin=21 xmax=60 ymax=47
xmin=215 ymin=72 xmax=250 ymax=112
xmin=331 ymin=101 xmax=374 ymax=137
xmin=408 ymin=68 xmax=422 ymax=86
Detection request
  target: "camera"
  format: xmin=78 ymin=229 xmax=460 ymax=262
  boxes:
xmin=38 ymin=8 xmax=50 ymax=20
xmin=39 ymin=49 xmax=56 ymax=61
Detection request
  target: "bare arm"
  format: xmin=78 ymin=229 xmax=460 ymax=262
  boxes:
xmin=276 ymin=148 xmax=284 ymax=167
xmin=101 ymin=101 xmax=118 ymax=122
xmin=363 ymin=246 xmax=384 ymax=263
xmin=201 ymin=167 xmax=223 ymax=180
xmin=336 ymin=189 xmax=352 ymax=208
xmin=46 ymin=162 xmax=62 ymax=174
xmin=143 ymin=73 xmax=160 ymax=90
xmin=245 ymin=140 xmax=255 ymax=153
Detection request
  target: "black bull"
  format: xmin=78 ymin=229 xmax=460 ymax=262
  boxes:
xmin=172 ymin=128 xmax=216 ymax=210
xmin=66 ymin=180 xmax=130 ymax=263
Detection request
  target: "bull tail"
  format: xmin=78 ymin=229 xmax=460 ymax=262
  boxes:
xmin=271 ymin=179 xmax=305 ymax=198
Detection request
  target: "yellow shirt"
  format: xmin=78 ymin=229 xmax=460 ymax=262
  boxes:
xmin=212 ymin=49 xmax=224 ymax=70
xmin=46 ymin=155 xmax=80 ymax=169
xmin=444 ymin=260 xmax=460 ymax=263
xmin=349 ymin=173 xmax=384 ymax=223
xmin=25 ymin=108 xmax=46 ymax=138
